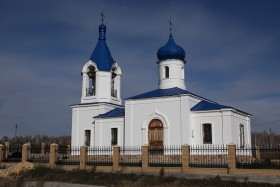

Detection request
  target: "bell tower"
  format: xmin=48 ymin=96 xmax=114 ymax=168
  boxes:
xmin=81 ymin=20 xmax=122 ymax=105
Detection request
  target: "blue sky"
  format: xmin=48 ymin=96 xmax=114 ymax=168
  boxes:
xmin=0 ymin=0 xmax=280 ymax=137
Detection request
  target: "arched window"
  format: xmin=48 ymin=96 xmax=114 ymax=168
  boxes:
xmin=240 ymin=124 xmax=245 ymax=148
xmin=165 ymin=66 xmax=169 ymax=78
xmin=87 ymin=66 xmax=96 ymax=96
xmin=203 ymin=123 xmax=212 ymax=144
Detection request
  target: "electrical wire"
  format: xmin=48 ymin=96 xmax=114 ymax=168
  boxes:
xmin=252 ymin=119 xmax=280 ymax=127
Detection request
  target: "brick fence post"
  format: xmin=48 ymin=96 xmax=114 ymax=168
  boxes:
xmin=41 ymin=143 xmax=45 ymax=155
xmin=5 ymin=142 xmax=9 ymax=159
xmin=142 ymin=144 xmax=149 ymax=171
xmin=113 ymin=145 xmax=120 ymax=172
xmin=0 ymin=144 xmax=3 ymax=165
xmin=227 ymin=143 xmax=236 ymax=174
xmin=22 ymin=143 xmax=29 ymax=163
xmin=182 ymin=144 xmax=190 ymax=173
xmin=80 ymin=145 xmax=88 ymax=170
xmin=49 ymin=143 xmax=58 ymax=168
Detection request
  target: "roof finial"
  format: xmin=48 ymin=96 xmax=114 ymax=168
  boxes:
xmin=168 ymin=17 xmax=173 ymax=33
xmin=100 ymin=11 xmax=105 ymax=23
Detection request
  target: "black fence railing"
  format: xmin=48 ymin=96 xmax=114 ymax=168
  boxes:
xmin=148 ymin=145 xmax=182 ymax=167
xmin=2 ymin=143 xmax=22 ymax=162
xmin=56 ymin=146 xmax=80 ymax=165
xmin=236 ymin=145 xmax=280 ymax=169
xmin=190 ymin=145 xmax=228 ymax=168
xmin=120 ymin=146 xmax=142 ymax=166
xmin=86 ymin=146 xmax=113 ymax=166
xmin=44 ymin=144 xmax=50 ymax=154
xmin=2 ymin=143 xmax=280 ymax=170
xmin=27 ymin=144 xmax=49 ymax=163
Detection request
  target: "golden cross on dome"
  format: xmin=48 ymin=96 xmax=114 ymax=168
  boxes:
xmin=100 ymin=11 xmax=105 ymax=23
xmin=168 ymin=17 xmax=173 ymax=33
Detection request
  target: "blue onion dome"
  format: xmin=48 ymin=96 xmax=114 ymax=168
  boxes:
xmin=157 ymin=34 xmax=185 ymax=62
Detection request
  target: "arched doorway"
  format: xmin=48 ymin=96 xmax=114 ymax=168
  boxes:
xmin=148 ymin=119 xmax=163 ymax=148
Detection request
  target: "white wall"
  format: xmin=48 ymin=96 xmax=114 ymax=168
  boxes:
xmin=125 ymin=95 xmax=203 ymax=146
xmin=94 ymin=117 xmax=124 ymax=146
xmin=71 ymin=103 xmax=119 ymax=146
xmin=158 ymin=59 xmax=186 ymax=90
xmin=191 ymin=111 xmax=224 ymax=145
xmin=231 ymin=112 xmax=251 ymax=146
xmin=72 ymin=95 xmax=251 ymax=147
xmin=191 ymin=109 xmax=251 ymax=146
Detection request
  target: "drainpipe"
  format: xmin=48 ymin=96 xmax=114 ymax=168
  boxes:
xmin=180 ymin=96 xmax=182 ymax=145
xmin=221 ymin=110 xmax=224 ymax=145
xmin=123 ymin=112 xmax=125 ymax=148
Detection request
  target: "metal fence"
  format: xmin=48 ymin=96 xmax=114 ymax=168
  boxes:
xmin=148 ymin=145 xmax=182 ymax=167
xmin=2 ymin=143 xmax=280 ymax=170
xmin=2 ymin=143 xmax=22 ymax=162
xmin=56 ymin=146 xmax=80 ymax=165
xmin=190 ymin=145 xmax=228 ymax=168
xmin=27 ymin=144 xmax=49 ymax=163
xmin=44 ymin=144 xmax=50 ymax=154
xmin=236 ymin=145 xmax=280 ymax=169
xmin=120 ymin=146 xmax=142 ymax=166
xmin=86 ymin=146 xmax=113 ymax=166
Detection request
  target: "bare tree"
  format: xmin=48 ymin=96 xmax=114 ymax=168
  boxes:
xmin=0 ymin=135 xmax=71 ymax=145
xmin=251 ymin=131 xmax=280 ymax=147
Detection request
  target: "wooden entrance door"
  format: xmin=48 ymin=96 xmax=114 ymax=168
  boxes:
xmin=148 ymin=119 xmax=163 ymax=148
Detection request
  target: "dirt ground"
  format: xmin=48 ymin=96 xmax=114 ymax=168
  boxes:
xmin=0 ymin=162 xmax=34 ymax=178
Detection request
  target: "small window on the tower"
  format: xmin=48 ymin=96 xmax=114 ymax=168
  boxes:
xmin=165 ymin=66 xmax=169 ymax=78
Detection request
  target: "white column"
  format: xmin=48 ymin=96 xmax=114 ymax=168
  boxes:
xmin=82 ymin=72 xmax=88 ymax=98
xmin=115 ymin=75 xmax=121 ymax=99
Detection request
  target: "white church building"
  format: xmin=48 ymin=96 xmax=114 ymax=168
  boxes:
xmin=71 ymin=21 xmax=252 ymax=148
